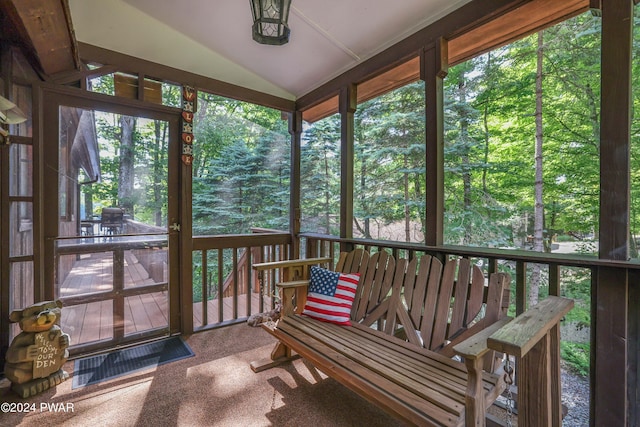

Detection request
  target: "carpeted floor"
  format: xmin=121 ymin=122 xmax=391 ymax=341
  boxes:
xmin=0 ymin=324 xmax=406 ymax=426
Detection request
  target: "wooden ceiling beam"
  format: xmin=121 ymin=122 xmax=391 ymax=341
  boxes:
xmin=0 ymin=0 xmax=79 ymax=76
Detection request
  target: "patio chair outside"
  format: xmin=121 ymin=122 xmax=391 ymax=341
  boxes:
xmin=100 ymin=208 xmax=124 ymax=235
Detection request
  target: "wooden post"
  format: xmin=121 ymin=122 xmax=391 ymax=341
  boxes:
xmin=339 ymin=84 xmax=356 ymax=252
xmin=422 ymin=38 xmax=447 ymax=247
xmin=595 ymin=0 xmax=633 ymax=424
xmin=289 ymin=111 xmax=302 ymax=259
xmin=488 ymin=296 xmax=573 ymax=427
xmin=463 ymin=356 xmax=485 ymax=427
xmin=113 ymin=248 xmax=125 ymax=340
xmin=519 ymin=332 xmax=553 ymax=426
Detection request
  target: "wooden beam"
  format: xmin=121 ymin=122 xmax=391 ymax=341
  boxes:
xmin=78 ymin=43 xmax=295 ymax=113
xmin=300 ymin=94 xmax=338 ymax=123
xmin=302 ymin=58 xmax=422 ymax=123
xmin=113 ymin=73 xmax=163 ymax=105
xmin=1 ymin=0 xmax=79 ymax=75
xmin=599 ymin=2 xmax=632 ymax=261
xmin=289 ymin=111 xmax=302 ymax=258
xmin=340 ymin=85 xmax=356 ymax=248
xmin=357 ymin=57 xmax=421 ymax=105
xmin=448 ymin=0 xmax=588 ymax=66
xmin=423 ymin=39 xmax=447 ymax=247
xmin=594 ymin=4 xmax=633 ymax=424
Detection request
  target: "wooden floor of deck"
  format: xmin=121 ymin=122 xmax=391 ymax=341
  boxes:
xmin=59 ymin=251 xmax=272 ymax=347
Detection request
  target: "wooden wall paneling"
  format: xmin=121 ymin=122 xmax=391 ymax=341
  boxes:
xmin=298 ymin=1 xmax=588 ymax=122
xmin=300 ymin=94 xmax=339 ymax=123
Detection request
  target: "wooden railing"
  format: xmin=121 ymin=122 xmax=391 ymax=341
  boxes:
xmin=191 ymin=229 xmax=292 ymax=330
xmin=192 ymin=229 xmax=626 ymax=329
xmin=54 ymin=235 xmax=169 ymax=354
xmin=299 ymin=232 xmax=630 ymax=314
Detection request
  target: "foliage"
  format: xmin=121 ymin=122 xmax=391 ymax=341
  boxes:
xmin=192 ymin=93 xmax=290 ymax=236
xmin=561 ymin=342 xmax=590 ymax=377
xmin=300 ymin=115 xmax=342 ymax=235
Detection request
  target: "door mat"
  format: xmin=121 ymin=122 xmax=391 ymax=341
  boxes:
xmin=72 ymin=336 xmax=194 ymax=389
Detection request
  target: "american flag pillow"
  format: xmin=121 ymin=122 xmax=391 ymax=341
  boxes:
xmin=301 ymin=266 xmax=360 ymax=326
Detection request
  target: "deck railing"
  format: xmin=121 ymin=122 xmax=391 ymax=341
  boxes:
xmin=191 ymin=229 xmax=292 ymax=330
xmin=54 ymin=234 xmax=169 ymax=354
xmin=194 ymin=229 xmax=625 ymax=328
xmin=300 ymin=232 xmax=615 ymax=314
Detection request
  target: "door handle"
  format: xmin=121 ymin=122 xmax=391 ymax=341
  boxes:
xmin=170 ymin=223 xmax=181 ymax=232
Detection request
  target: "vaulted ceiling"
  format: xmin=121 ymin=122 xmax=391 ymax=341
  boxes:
xmin=67 ymin=0 xmax=473 ymax=100
xmin=1 ymin=0 xmax=590 ymax=109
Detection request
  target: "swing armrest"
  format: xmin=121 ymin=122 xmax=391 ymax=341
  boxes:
xmin=487 ymin=296 xmax=574 ymax=357
xmin=277 ymin=280 xmax=311 ymax=289
xmin=453 ymin=316 xmax=513 ymax=361
xmin=253 ymin=258 xmax=331 ymax=317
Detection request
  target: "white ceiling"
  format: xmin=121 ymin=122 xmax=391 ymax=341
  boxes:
xmin=68 ymin=0 xmax=471 ymax=101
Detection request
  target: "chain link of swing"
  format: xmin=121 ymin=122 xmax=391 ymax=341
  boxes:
xmin=503 ymin=356 xmax=515 ymax=427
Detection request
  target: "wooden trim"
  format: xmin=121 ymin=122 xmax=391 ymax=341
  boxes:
xmin=424 ymin=41 xmax=446 ymax=247
xmin=448 ymin=0 xmax=589 ymax=66
xmin=356 ymin=56 xmax=421 ymax=106
xmin=77 ymin=43 xmax=295 ymax=113
xmin=172 ymin=93 xmax=186 ymax=335
xmin=340 ymin=84 xmax=356 ymax=244
xmin=594 ymin=3 xmax=633 ymax=421
xmin=192 ymin=232 xmax=291 ymax=251
xmin=300 ymin=94 xmax=339 ymax=123
xmin=289 ymin=111 xmax=302 ymax=258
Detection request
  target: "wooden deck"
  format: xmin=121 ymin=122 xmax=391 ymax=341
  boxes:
xmin=59 ymin=251 xmax=273 ymax=347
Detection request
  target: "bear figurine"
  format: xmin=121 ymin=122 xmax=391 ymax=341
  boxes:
xmin=4 ymin=300 xmax=70 ymax=398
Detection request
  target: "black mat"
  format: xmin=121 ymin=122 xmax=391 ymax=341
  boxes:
xmin=72 ymin=336 xmax=194 ymax=389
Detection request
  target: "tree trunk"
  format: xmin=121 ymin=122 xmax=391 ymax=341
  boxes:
xmin=481 ymin=52 xmax=492 ymax=195
xmin=323 ymin=149 xmax=331 ymax=234
xmin=458 ymin=70 xmax=472 ymax=245
xmin=531 ymin=31 xmax=545 ymax=307
xmin=404 ymin=154 xmax=411 ymax=242
xmin=153 ymin=120 xmax=166 ymax=226
xmin=118 ymin=115 xmax=136 ymax=216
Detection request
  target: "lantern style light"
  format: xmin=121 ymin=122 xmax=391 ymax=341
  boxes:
xmin=250 ymin=0 xmax=291 ymax=45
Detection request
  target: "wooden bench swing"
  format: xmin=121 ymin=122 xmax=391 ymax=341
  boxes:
xmin=251 ymin=249 xmax=573 ymax=427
